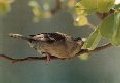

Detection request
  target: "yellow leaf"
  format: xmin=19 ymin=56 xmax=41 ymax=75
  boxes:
xmin=28 ymin=0 xmax=39 ymax=7
xmin=0 ymin=0 xmax=14 ymax=3
xmin=0 ymin=0 xmax=14 ymax=14
xmin=74 ymin=15 xmax=88 ymax=26
xmin=78 ymin=53 xmax=89 ymax=60
xmin=68 ymin=0 xmax=76 ymax=8
xmin=33 ymin=7 xmax=41 ymax=17
xmin=76 ymin=0 xmax=115 ymax=13
xmin=75 ymin=3 xmax=86 ymax=15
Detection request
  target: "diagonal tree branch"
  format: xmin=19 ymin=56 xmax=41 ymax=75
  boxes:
xmin=0 ymin=43 xmax=112 ymax=63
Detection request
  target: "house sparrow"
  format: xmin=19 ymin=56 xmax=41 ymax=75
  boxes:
xmin=9 ymin=32 xmax=84 ymax=61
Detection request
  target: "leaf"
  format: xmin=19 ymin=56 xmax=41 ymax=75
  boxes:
xmin=67 ymin=0 xmax=76 ymax=8
xmin=0 ymin=0 xmax=14 ymax=14
xmin=74 ymin=15 xmax=88 ymax=26
xmin=75 ymin=2 xmax=88 ymax=15
xmin=28 ymin=0 xmax=39 ymax=7
xmin=83 ymin=28 xmax=102 ymax=50
xmin=28 ymin=0 xmax=43 ymax=22
xmin=78 ymin=53 xmax=89 ymax=60
xmin=75 ymin=0 xmax=115 ymax=14
xmin=99 ymin=13 xmax=120 ymax=46
xmin=99 ymin=14 xmax=115 ymax=39
xmin=75 ymin=2 xmax=95 ymax=15
xmin=111 ymin=13 xmax=120 ymax=45
xmin=96 ymin=0 xmax=115 ymax=13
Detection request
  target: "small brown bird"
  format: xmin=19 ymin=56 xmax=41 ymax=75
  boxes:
xmin=9 ymin=32 xmax=84 ymax=61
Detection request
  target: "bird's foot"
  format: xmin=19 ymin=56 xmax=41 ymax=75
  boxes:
xmin=46 ymin=54 xmax=51 ymax=64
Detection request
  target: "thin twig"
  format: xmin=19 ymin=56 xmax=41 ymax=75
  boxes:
xmin=0 ymin=43 xmax=112 ymax=63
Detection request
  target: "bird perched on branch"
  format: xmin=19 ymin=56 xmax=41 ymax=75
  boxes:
xmin=9 ymin=32 xmax=84 ymax=61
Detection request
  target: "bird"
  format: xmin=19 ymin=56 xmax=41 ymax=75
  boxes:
xmin=9 ymin=32 xmax=84 ymax=61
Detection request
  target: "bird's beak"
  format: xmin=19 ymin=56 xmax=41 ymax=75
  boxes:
xmin=9 ymin=33 xmax=33 ymax=41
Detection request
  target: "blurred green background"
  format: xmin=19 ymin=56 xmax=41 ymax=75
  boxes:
xmin=0 ymin=0 xmax=120 ymax=83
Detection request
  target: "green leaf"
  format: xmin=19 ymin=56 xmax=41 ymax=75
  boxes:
xmin=75 ymin=0 xmax=115 ymax=14
xmin=111 ymin=13 xmax=120 ymax=45
xmin=99 ymin=13 xmax=120 ymax=46
xmin=83 ymin=28 xmax=102 ymax=50
xmin=96 ymin=0 xmax=115 ymax=13
xmin=99 ymin=14 xmax=115 ymax=39
xmin=75 ymin=2 xmax=95 ymax=15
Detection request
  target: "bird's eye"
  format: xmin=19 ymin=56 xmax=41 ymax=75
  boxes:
xmin=77 ymin=37 xmax=81 ymax=40
xmin=74 ymin=37 xmax=81 ymax=41
xmin=28 ymin=39 xmax=33 ymax=43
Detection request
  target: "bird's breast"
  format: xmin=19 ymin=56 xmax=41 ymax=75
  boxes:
xmin=36 ymin=41 xmax=81 ymax=58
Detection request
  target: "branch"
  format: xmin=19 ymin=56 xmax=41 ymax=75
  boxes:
xmin=0 ymin=43 xmax=112 ymax=63
xmin=77 ymin=43 xmax=112 ymax=55
xmin=0 ymin=54 xmax=60 ymax=63
xmin=96 ymin=9 xmax=115 ymax=19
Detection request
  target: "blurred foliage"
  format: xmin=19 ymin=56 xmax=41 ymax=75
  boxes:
xmin=78 ymin=0 xmax=115 ymax=13
xmin=28 ymin=0 xmax=52 ymax=22
xmin=78 ymin=53 xmax=89 ymax=60
xmin=0 ymin=0 xmax=14 ymax=15
xmin=113 ymin=3 xmax=120 ymax=11
xmin=74 ymin=2 xmax=89 ymax=26
xmin=74 ymin=0 xmax=115 ymax=26
xmin=74 ymin=15 xmax=88 ymax=26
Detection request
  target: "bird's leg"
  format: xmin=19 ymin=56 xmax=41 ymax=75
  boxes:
xmin=46 ymin=53 xmax=51 ymax=63
xmin=42 ymin=52 xmax=51 ymax=63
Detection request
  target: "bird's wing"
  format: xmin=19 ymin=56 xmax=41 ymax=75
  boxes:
xmin=29 ymin=32 xmax=68 ymax=42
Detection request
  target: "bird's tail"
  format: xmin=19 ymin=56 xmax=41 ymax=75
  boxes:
xmin=9 ymin=33 xmax=33 ymax=41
